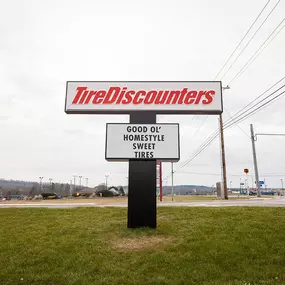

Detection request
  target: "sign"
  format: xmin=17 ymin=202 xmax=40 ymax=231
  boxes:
xmin=105 ymin=123 xmax=179 ymax=162
xmin=255 ymin=180 xmax=264 ymax=187
xmin=65 ymin=81 xmax=222 ymax=115
xmin=244 ymin=168 xmax=249 ymax=174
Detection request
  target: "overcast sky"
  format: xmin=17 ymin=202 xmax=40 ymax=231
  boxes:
xmin=0 ymin=0 xmax=284 ymax=188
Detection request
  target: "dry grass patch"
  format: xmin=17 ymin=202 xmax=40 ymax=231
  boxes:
xmin=112 ymin=235 xmax=174 ymax=252
xmin=1 ymin=197 xmax=128 ymax=204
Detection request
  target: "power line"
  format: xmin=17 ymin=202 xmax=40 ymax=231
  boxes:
xmin=228 ymin=17 xmax=285 ymax=85
xmin=224 ymin=89 xmax=285 ymax=129
xmin=220 ymin=0 xmax=281 ymax=81
xmin=175 ymin=88 xmax=231 ymax=171
xmin=224 ymin=83 xmax=285 ymax=128
xmin=225 ymin=76 xmax=285 ymax=123
xmin=186 ymin=0 xmax=272 ymax=179
xmin=256 ymin=133 xmax=285 ymax=136
xmin=175 ymin=83 xmax=285 ymax=173
xmin=189 ymin=2 xmax=273 ymax=162
xmin=214 ymin=0 xmax=271 ymax=80
xmin=191 ymin=116 xmax=208 ymax=139
xmin=224 ymin=108 xmax=250 ymax=139
xmin=221 ymin=87 xmax=285 ymax=133
xmin=175 ymin=171 xmax=285 ymax=177
xmin=174 ymin=132 xmax=220 ymax=173
xmin=189 ymin=2 xmax=271 ymax=158
xmin=176 ymin=129 xmax=219 ymax=169
xmin=173 ymin=116 xmax=213 ymax=171
xmin=224 ymin=85 xmax=285 ymax=128
xmin=173 ymin=2 xmax=283 ymax=177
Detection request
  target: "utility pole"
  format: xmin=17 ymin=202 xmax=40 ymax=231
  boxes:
xmin=171 ymin=162 xmax=174 ymax=201
xmin=253 ymin=132 xmax=285 ymax=194
xmin=219 ymin=113 xmax=228 ymax=200
xmin=250 ymin=124 xmax=261 ymax=197
xmin=219 ymin=86 xmax=229 ymax=200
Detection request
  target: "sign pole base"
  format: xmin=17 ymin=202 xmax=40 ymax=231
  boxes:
xmin=128 ymin=112 xmax=157 ymax=229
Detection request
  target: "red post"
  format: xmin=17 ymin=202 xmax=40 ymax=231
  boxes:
xmin=159 ymin=162 xmax=163 ymax=202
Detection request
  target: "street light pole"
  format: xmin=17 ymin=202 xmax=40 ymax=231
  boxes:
xmin=105 ymin=175 xmax=109 ymax=190
xmin=246 ymin=173 xmax=249 ymax=197
xmin=70 ymin=180 xmax=72 ymax=196
xmin=159 ymin=162 xmax=163 ymax=202
xmin=72 ymin=175 xmax=77 ymax=193
xmin=264 ymin=178 xmax=267 ymax=191
xmin=39 ymin=177 xmax=44 ymax=195
xmin=79 ymin=175 xmax=82 ymax=189
xmin=171 ymin=162 xmax=174 ymax=202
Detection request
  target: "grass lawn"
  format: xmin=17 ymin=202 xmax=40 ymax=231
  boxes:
xmin=1 ymin=207 xmax=285 ymax=285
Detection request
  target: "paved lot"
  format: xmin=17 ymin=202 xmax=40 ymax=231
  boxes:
xmin=1 ymin=197 xmax=285 ymax=208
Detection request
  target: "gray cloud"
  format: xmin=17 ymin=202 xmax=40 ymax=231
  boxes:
xmin=0 ymin=116 xmax=10 ymax=121
xmin=0 ymin=0 xmax=284 ymax=188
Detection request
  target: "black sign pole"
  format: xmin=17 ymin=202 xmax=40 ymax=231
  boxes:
xmin=128 ymin=111 xmax=157 ymax=228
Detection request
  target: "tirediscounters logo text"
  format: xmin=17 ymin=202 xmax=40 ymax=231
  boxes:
xmin=65 ymin=81 xmax=222 ymax=114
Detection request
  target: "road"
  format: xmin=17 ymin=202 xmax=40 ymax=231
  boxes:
xmin=1 ymin=197 xmax=285 ymax=208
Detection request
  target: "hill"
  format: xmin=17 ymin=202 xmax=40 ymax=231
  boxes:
xmin=163 ymin=185 xmax=214 ymax=195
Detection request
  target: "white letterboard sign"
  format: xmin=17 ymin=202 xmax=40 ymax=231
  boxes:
xmin=105 ymin=124 xmax=180 ymax=162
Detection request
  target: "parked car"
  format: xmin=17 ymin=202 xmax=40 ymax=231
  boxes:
xmin=41 ymin=193 xmax=57 ymax=199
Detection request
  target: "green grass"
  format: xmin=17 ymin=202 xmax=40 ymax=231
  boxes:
xmin=1 ymin=207 xmax=285 ymax=285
